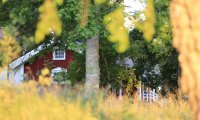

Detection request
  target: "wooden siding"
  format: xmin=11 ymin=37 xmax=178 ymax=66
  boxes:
xmin=24 ymin=50 xmax=73 ymax=80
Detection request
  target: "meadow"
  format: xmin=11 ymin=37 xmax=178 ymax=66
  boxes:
xmin=0 ymin=81 xmax=193 ymax=120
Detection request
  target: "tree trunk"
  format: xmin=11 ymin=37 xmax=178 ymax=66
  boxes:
xmin=170 ymin=0 xmax=200 ymax=119
xmin=83 ymin=35 xmax=100 ymax=99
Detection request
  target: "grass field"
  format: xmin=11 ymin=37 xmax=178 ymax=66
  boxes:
xmin=0 ymin=81 xmax=193 ymax=120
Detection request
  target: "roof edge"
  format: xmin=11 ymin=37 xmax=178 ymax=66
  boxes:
xmin=9 ymin=41 xmax=55 ymax=69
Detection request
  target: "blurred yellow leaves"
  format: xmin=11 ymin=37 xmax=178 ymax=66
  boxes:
xmin=170 ymin=1 xmax=200 ymax=119
xmin=103 ymin=6 xmax=129 ymax=53
xmin=55 ymin=0 xmax=63 ymax=5
xmin=35 ymin=0 xmax=62 ymax=44
xmin=0 ymin=80 xmax=192 ymax=120
xmin=135 ymin=0 xmax=155 ymax=41
xmin=80 ymin=0 xmax=90 ymax=27
xmin=0 ymin=34 xmax=21 ymax=67
xmin=95 ymin=0 xmax=107 ymax=5
xmin=1 ymin=0 xmax=7 ymax=3
xmin=79 ymin=1 xmax=129 ymax=53
xmin=38 ymin=68 xmax=52 ymax=87
xmin=41 ymin=67 xmax=50 ymax=75
xmin=0 ymin=82 xmax=97 ymax=120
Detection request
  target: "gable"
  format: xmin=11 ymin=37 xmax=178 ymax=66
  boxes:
xmin=9 ymin=44 xmax=45 ymax=69
xmin=9 ymin=41 xmax=55 ymax=69
xmin=9 ymin=40 xmax=79 ymax=70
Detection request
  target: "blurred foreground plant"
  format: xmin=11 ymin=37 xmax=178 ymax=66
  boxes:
xmin=170 ymin=0 xmax=200 ymax=119
xmin=103 ymin=6 xmax=129 ymax=53
xmin=35 ymin=0 xmax=62 ymax=44
xmin=0 ymin=80 xmax=193 ymax=120
xmin=0 ymin=32 xmax=21 ymax=72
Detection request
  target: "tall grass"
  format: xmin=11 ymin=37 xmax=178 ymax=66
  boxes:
xmin=0 ymin=81 xmax=193 ymax=120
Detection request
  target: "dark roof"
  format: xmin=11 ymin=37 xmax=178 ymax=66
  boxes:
xmin=0 ymin=28 xmax=3 ymax=40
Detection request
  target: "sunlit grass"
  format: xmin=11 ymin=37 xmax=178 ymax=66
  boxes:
xmin=0 ymin=81 xmax=193 ymax=120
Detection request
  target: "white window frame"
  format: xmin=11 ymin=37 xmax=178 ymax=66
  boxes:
xmin=51 ymin=67 xmax=67 ymax=84
xmin=53 ymin=47 xmax=66 ymax=60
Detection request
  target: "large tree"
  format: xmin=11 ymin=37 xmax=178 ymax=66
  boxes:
xmin=68 ymin=0 xmax=179 ymax=97
xmin=79 ymin=1 xmax=129 ymax=98
xmin=0 ymin=0 xmax=128 ymax=98
xmin=84 ymin=35 xmax=100 ymax=98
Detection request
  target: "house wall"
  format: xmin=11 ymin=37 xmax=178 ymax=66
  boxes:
xmin=0 ymin=68 xmax=8 ymax=81
xmin=9 ymin=64 xmax=24 ymax=85
xmin=24 ymin=50 xmax=73 ymax=80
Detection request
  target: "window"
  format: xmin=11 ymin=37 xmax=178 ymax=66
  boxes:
xmin=51 ymin=67 xmax=68 ymax=84
xmin=53 ymin=47 xmax=66 ymax=60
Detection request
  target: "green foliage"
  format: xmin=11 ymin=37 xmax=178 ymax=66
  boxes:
xmin=0 ymin=0 xmax=41 ymax=52
xmin=152 ymin=0 xmax=172 ymax=57
xmin=0 ymin=0 xmax=178 ymax=96
xmin=152 ymin=0 xmax=179 ymax=93
xmin=0 ymin=0 xmax=119 ymax=53
xmin=118 ymin=68 xmax=139 ymax=97
xmin=53 ymin=71 xmax=71 ymax=85
xmin=128 ymin=27 xmax=178 ymax=94
xmin=126 ymin=0 xmax=178 ymax=95
xmin=99 ymin=30 xmax=121 ymax=87
xmin=1 ymin=0 xmax=7 ymax=3
xmin=67 ymin=52 xmax=85 ymax=85
xmin=94 ymin=0 xmax=107 ymax=5
xmin=68 ymin=31 xmax=135 ymax=90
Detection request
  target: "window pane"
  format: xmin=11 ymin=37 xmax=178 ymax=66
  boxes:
xmin=54 ymin=48 xmax=65 ymax=59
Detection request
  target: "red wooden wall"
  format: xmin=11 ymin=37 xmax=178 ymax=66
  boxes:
xmin=24 ymin=50 xmax=73 ymax=80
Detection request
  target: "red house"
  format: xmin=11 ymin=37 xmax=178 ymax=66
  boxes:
xmin=8 ymin=42 xmax=74 ymax=84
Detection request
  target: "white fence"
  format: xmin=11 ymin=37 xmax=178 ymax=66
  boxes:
xmin=138 ymin=87 xmax=159 ymax=102
xmin=113 ymin=84 xmax=159 ymax=102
